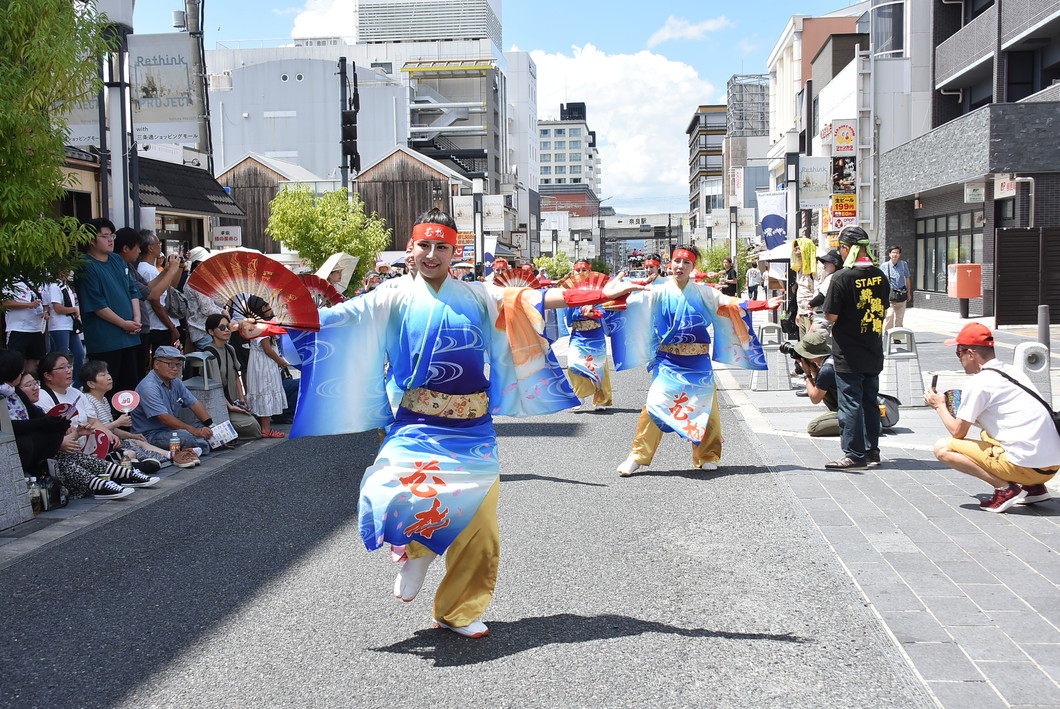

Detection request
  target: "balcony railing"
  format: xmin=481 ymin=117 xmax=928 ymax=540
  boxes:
xmin=935 ymin=4 xmax=996 ymax=88
xmin=1002 ymin=0 xmax=1060 ymax=47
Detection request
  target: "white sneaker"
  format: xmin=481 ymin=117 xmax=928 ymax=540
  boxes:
xmin=577 ymin=398 xmax=593 ymax=412
xmin=699 ymin=462 xmax=719 ymax=471
xmin=433 ymin=618 xmax=489 ymax=638
xmin=617 ymin=457 xmax=641 ymax=477
xmin=593 ymin=404 xmax=609 ymax=411
xmin=393 ymin=552 xmax=437 ymax=602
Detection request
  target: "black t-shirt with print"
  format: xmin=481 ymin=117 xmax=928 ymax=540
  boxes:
xmin=721 ymin=267 xmax=738 ymax=296
xmin=823 ymin=265 xmax=888 ymax=373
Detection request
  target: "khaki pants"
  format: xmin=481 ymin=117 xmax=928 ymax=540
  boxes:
xmin=569 ymin=363 xmax=613 ymax=407
xmin=884 ymin=299 xmax=907 ymax=331
xmin=406 ymin=480 xmax=500 ymax=627
xmin=629 ymin=389 xmax=722 ymax=467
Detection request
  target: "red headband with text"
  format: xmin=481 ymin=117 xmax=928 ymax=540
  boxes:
xmin=671 ymin=249 xmax=696 ymax=263
xmin=411 ymin=222 xmax=457 ymax=247
xmin=574 ymin=260 xmax=591 ymax=269
xmin=493 ymin=258 xmax=509 ymax=268
xmin=644 ymin=259 xmax=660 ymax=267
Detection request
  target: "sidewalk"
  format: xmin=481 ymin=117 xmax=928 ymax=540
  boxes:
xmin=0 ymin=433 xmax=288 ymax=572
xmin=720 ymin=307 xmax=1060 ymax=708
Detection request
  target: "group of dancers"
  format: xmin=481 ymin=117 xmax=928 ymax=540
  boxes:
xmin=244 ymin=210 xmax=780 ymax=639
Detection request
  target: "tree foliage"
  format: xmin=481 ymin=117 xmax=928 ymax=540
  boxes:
xmin=696 ymin=241 xmax=752 ymax=291
xmin=265 ymin=186 xmax=391 ymax=296
xmin=534 ymin=251 xmax=572 ymax=281
xmin=0 ymin=0 xmax=114 ymax=294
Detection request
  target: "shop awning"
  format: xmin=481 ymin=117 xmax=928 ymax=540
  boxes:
xmin=138 ymin=157 xmax=245 ymax=219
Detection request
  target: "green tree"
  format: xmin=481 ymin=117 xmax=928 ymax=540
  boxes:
xmin=696 ymin=241 xmax=752 ymax=293
xmin=0 ymin=0 xmax=114 ymax=294
xmin=589 ymin=257 xmax=609 ymax=274
xmin=266 ymin=186 xmax=391 ymax=296
xmin=534 ymin=251 xmax=572 ymax=281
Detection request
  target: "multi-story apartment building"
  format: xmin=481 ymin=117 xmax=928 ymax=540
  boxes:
xmin=537 ymin=102 xmax=601 ymax=194
xmin=878 ymin=0 xmax=1060 ymax=319
xmin=686 ymin=105 xmax=726 ymax=232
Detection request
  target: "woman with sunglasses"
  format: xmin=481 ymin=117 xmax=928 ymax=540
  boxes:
xmin=204 ymin=313 xmax=262 ymax=440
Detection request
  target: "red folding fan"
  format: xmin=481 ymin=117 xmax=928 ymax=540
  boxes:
xmin=187 ymin=251 xmax=320 ymax=332
xmin=557 ymin=270 xmax=626 ymax=311
xmin=491 ymin=269 xmax=544 ymax=290
xmin=299 ymin=274 xmax=346 ymax=307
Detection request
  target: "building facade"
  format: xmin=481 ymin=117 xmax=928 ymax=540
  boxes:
xmin=537 ymin=103 xmax=602 ymax=195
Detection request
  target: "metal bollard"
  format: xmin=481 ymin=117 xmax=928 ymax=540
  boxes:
xmin=881 ymin=327 xmax=924 ymax=406
xmin=1013 ymin=341 xmax=1052 ymax=406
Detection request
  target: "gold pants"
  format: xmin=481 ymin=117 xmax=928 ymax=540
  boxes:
xmin=406 ymin=480 xmax=500 ymax=627
xmin=568 ymin=362 xmax=613 ymax=406
xmin=629 ymin=389 xmax=722 ymax=467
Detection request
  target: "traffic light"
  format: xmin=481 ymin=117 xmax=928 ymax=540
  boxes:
xmin=341 ymin=109 xmax=360 ymax=171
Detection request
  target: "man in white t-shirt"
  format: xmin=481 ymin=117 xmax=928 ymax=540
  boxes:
xmin=136 ymin=230 xmax=181 ymax=352
xmin=926 ymin=323 xmax=1060 ymax=512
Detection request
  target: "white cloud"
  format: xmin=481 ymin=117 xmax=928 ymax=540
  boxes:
xmin=291 ymin=0 xmax=356 ymax=39
xmin=531 ymin=44 xmax=716 ymax=214
xmin=646 ymin=16 xmax=733 ymax=48
xmin=273 ymin=7 xmax=303 ymax=16
xmin=737 ymin=38 xmax=758 ymax=54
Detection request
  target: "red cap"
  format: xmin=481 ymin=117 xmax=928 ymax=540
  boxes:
xmin=945 ymin=323 xmax=994 ymax=347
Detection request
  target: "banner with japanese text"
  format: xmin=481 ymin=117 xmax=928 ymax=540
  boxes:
xmin=758 ymin=190 xmax=788 ymax=249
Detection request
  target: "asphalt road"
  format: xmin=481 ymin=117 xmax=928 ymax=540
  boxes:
xmin=0 ymin=367 xmax=934 ymax=708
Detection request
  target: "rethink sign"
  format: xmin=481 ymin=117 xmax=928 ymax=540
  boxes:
xmin=128 ymin=33 xmax=201 ymax=145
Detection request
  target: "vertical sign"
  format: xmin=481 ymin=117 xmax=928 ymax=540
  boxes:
xmin=831 ymin=120 xmax=856 ymax=155
xmin=797 ymin=157 xmax=831 ymax=209
xmin=831 ymin=157 xmax=856 ymax=194
xmin=758 ymin=191 xmax=788 ymax=249
xmin=731 ymin=167 xmax=744 ymax=208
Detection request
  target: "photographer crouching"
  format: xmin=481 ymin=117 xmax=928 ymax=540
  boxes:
xmin=782 ymin=332 xmax=841 ymax=437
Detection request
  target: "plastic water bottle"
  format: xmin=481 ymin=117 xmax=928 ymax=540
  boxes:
xmin=169 ymin=431 xmax=181 ymax=458
xmin=28 ymin=478 xmax=42 ymax=515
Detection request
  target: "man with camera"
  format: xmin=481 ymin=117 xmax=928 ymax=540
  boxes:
xmin=926 ymin=323 xmax=1060 ymax=512
xmin=784 ymin=333 xmax=842 ymax=438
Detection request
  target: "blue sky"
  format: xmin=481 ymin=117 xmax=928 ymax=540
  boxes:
xmin=132 ymin=0 xmax=864 ymax=213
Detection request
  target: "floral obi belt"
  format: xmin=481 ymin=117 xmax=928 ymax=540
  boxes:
xmin=400 ymin=387 xmax=490 ymax=420
xmin=571 ymin=320 xmax=602 ymax=332
xmin=657 ymin=342 xmax=711 ymax=356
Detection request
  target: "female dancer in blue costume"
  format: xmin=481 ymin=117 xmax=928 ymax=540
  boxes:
xmin=246 ymin=211 xmax=643 ymax=638
xmin=564 ymin=260 xmax=614 ymax=411
xmin=610 ymin=246 xmax=781 ymax=477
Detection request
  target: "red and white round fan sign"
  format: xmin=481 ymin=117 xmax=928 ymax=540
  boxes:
xmin=111 ymin=390 xmax=141 ymax=412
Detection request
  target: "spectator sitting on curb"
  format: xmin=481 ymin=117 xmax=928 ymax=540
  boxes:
xmin=925 ymin=323 xmax=1060 ymax=512
xmin=130 ymin=346 xmax=214 ymax=464
xmin=80 ymin=359 xmax=171 ymax=470
xmin=795 ymin=332 xmax=842 ymax=438
xmin=203 ymin=313 xmax=262 ymax=441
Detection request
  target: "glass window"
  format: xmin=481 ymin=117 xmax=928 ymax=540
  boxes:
xmin=872 ymin=1 xmax=905 ymax=58
xmin=541 ymin=141 xmax=550 ymax=150
xmin=572 ymin=178 xmax=581 ymax=183
xmin=947 ymin=215 xmax=959 ymax=232
xmin=554 ymin=140 xmax=566 ymax=149
xmin=916 ymin=239 xmax=926 ymax=290
xmin=569 ymin=128 xmax=581 ymax=137
xmin=540 ymin=129 xmax=550 ymax=138
xmin=935 ymin=239 xmax=947 ymax=292
xmin=960 ymin=233 xmax=972 ymax=262
xmin=959 ymin=212 xmax=972 ymax=230
xmin=541 ymin=178 xmax=551 ymax=184
xmin=556 ymin=178 xmax=566 ymax=184
xmin=555 ymin=165 xmax=566 ymax=175
xmin=568 ymin=153 xmax=580 ymax=162
xmin=569 ymin=140 xmax=581 ymax=149
xmin=570 ymin=165 xmax=582 ymax=174
xmin=554 ymin=128 xmax=566 ymax=137
xmin=540 ymin=154 xmax=550 ymax=162
xmin=540 ymin=166 xmax=551 ymax=175
xmin=916 ymin=218 xmax=926 ymax=235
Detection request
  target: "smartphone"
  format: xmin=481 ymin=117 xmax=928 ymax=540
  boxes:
xmin=931 ymin=374 xmax=939 ymax=391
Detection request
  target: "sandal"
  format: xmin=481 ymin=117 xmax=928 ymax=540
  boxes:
xmin=261 ymin=430 xmax=286 ymax=438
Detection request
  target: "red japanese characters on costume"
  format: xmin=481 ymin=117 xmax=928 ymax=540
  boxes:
xmin=404 ymin=498 xmax=451 ymax=538
xmin=400 ymin=460 xmax=447 ymax=498
xmin=669 ymin=392 xmax=694 ymax=421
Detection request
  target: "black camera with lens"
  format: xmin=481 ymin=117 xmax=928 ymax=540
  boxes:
xmin=779 ymin=341 xmax=805 ymax=375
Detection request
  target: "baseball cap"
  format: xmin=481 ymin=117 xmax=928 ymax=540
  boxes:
xmin=945 ymin=322 xmax=994 ymax=347
xmin=816 ymin=249 xmax=843 ymax=268
xmin=838 ymin=226 xmax=869 ymax=244
xmin=153 ymin=345 xmax=186 ymax=360
xmin=793 ymin=331 xmax=831 ymax=359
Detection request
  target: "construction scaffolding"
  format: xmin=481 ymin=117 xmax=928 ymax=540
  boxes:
xmin=726 ymin=74 xmax=770 ymax=137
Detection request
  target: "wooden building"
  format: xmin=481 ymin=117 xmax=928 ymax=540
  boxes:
xmin=216 ymin=153 xmax=336 ymax=253
xmin=354 ymin=146 xmax=471 ymax=250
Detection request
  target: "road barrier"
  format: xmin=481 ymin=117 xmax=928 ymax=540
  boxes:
xmin=751 ymin=323 xmax=793 ymax=391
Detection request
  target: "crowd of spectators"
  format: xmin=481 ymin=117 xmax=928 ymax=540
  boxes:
xmin=1 ymin=218 xmax=300 ymax=502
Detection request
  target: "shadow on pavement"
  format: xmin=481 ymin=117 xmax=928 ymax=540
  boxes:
xmin=502 ymin=473 xmax=608 ymax=487
xmin=626 ymin=465 xmax=774 ymax=480
xmin=0 ymin=432 xmax=376 ymax=708
xmin=371 ymin=612 xmax=809 ymax=667
xmin=494 ymin=422 xmax=587 ymax=437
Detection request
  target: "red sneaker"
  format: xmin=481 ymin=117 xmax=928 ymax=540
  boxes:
xmin=979 ymin=484 xmax=1026 ymax=513
xmin=1019 ymin=484 xmax=1051 ymax=504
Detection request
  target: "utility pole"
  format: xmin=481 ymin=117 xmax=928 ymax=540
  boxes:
xmin=340 ymin=58 xmax=361 ymax=192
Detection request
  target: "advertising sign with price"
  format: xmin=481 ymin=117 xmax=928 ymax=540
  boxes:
xmin=831 ymin=193 xmax=858 ymax=231
xmin=454 ymin=231 xmax=476 ymax=260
